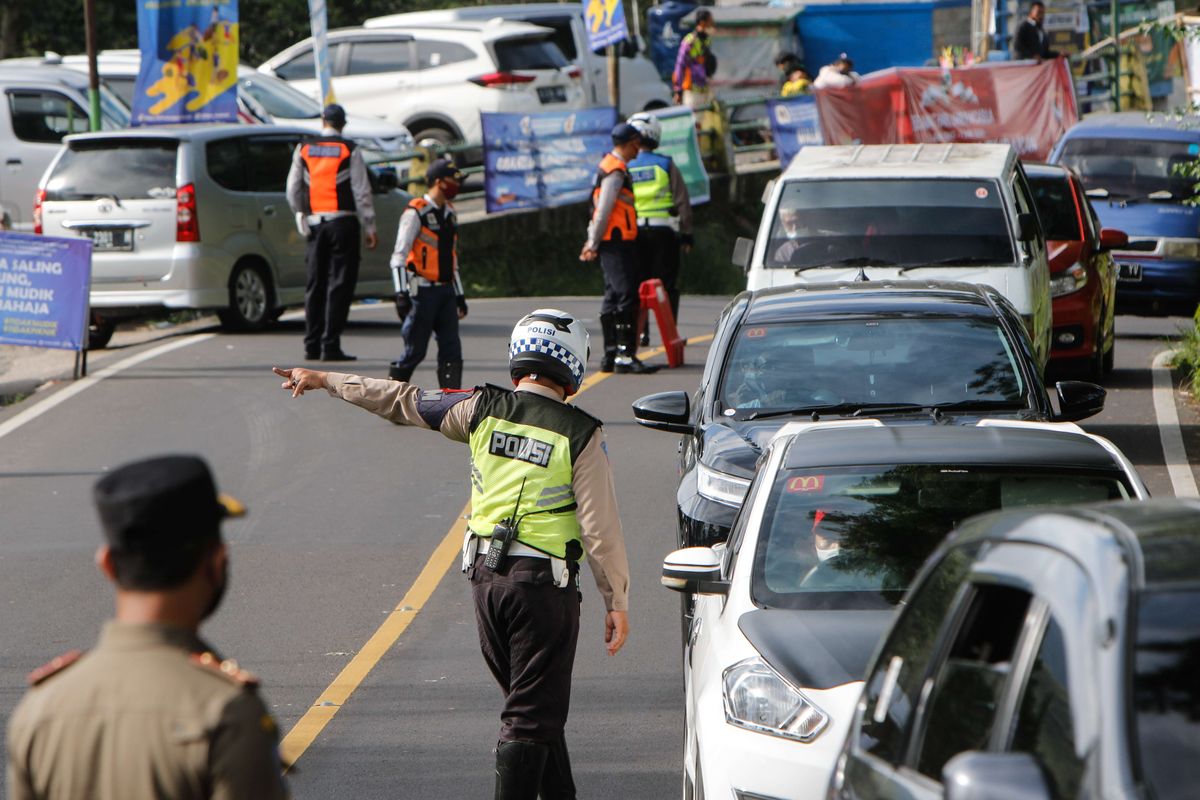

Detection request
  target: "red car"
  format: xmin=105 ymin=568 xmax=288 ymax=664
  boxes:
xmin=1026 ymin=163 xmax=1126 ymax=379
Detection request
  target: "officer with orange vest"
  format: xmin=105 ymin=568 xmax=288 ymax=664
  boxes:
xmin=580 ymin=123 xmax=657 ymax=374
xmin=286 ymin=104 xmax=378 ymax=362
xmin=387 ymin=159 xmax=467 ymax=388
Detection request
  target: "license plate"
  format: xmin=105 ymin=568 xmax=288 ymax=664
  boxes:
xmin=537 ymin=86 xmax=567 ymax=104
xmin=83 ymin=228 xmax=132 ymax=251
xmin=1117 ymin=262 xmax=1143 ymax=282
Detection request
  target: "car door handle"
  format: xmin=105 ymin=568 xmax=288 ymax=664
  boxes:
xmin=5 ymin=158 xmax=20 ymax=166
xmin=262 ymin=205 xmax=277 ymax=217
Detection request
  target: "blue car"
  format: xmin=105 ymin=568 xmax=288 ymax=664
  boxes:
xmin=1050 ymin=112 xmax=1200 ymax=316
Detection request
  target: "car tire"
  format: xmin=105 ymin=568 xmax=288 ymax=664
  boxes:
xmin=217 ymin=259 xmax=274 ymax=332
xmin=412 ymin=124 xmax=457 ymax=149
xmin=1103 ymin=339 xmax=1115 ymax=375
xmin=88 ymin=315 xmax=116 ymax=350
xmin=1086 ymin=341 xmax=1104 ymax=382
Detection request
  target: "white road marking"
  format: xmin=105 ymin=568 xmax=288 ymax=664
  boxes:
xmin=1151 ymin=350 xmax=1199 ymax=498
xmin=0 ymin=334 xmax=216 ymax=444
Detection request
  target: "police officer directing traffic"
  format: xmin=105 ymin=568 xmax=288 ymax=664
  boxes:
xmin=581 ymin=124 xmax=657 ymax=374
xmin=286 ymin=103 xmax=378 ymax=363
xmin=627 ymin=112 xmax=693 ymax=334
xmin=387 ymin=158 xmax=468 ymax=389
xmin=6 ymin=455 xmax=289 ymax=800
xmin=273 ymin=308 xmax=630 ymax=799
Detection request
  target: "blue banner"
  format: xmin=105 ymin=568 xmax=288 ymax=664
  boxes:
xmin=585 ymin=0 xmax=630 ymax=51
xmin=132 ymin=0 xmax=239 ymax=126
xmin=0 ymin=233 xmax=92 ymax=352
xmin=308 ymin=0 xmax=337 ymax=107
xmin=482 ymin=108 xmax=618 ymax=215
xmin=767 ymin=95 xmax=823 ymax=170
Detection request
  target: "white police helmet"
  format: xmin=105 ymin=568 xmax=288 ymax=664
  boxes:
xmin=509 ymin=309 xmax=590 ymax=394
xmin=627 ymin=112 xmax=662 ymax=148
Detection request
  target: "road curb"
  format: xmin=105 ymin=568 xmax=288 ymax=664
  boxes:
xmin=1151 ymin=349 xmax=1199 ymax=499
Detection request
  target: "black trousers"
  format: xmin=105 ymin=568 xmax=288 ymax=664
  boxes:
xmin=471 ymin=555 xmax=580 ymax=743
xmin=304 ymin=216 xmax=361 ymax=354
xmin=634 ymin=225 xmax=681 ymax=320
xmin=395 ymin=282 xmax=462 ymax=372
xmin=598 ymin=241 xmax=639 ymax=316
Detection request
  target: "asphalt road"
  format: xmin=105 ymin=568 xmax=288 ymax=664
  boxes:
xmin=0 ymin=297 xmax=1193 ymax=799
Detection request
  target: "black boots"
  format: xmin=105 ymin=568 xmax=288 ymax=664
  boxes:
xmin=438 ymin=359 xmax=463 ymax=390
xmin=599 ymin=313 xmax=617 ymax=373
xmin=494 ymin=740 xmax=548 ymax=800
xmin=538 ymin=734 xmax=577 ymax=800
xmin=615 ymin=311 xmax=658 ymax=375
xmin=387 ymin=360 xmax=414 ymax=383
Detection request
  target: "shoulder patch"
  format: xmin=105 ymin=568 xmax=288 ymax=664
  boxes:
xmin=418 ymin=387 xmax=476 ymax=430
xmin=190 ymin=652 xmax=260 ymax=689
xmin=28 ymin=649 xmax=84 ymax=686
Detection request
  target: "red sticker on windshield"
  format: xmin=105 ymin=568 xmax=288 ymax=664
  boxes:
xmin=975 ymin=187 xmax=989 ymax=199
xmin=745 ymin=328 xmax=767 ymax=338
xmin=787 ymin=475 xmax=825 ymax=493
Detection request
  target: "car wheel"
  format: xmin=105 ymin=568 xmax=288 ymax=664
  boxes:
xmin=1103 ymin=339 xmax=1115 ymax=375
xmin=1086 ymin=341 xmax=1104 ymax=382
xmin=413 ymin=125 xmax=457 ymax=149
xmin=88 ymin=315 xmax=116 ymax=350
xmin=217 ymin=260 xmax=274 ymax=332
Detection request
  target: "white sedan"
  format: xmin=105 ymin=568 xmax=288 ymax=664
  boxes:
xmin=662 ymin=417 xmax=1148 ymax=800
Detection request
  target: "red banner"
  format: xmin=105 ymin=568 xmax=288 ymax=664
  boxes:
xmin=813 ymin=59 xmax=1078 ymax=161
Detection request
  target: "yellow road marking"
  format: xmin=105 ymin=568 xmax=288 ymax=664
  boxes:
xmin=279 ymin=333 xmax=714 ymax=769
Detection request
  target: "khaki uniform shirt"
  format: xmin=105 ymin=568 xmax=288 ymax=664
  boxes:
xmin=325 ymin=374 xmax=631 ymax=612
xmin=6 ymin=622 xmax=289 ymax=800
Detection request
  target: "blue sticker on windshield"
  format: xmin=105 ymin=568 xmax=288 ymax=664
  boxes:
xmin=1190 ymin=144 xmax=1199 ymax=155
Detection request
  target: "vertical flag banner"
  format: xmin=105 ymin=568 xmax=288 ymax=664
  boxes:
xmin=0 ymin=232 xmax=92 ymax=352
xmin=648 ymin=107 xmax=710 ymax=206
xmin=482 ymin=108 xmax=618 ymax=214
xmin=585 ymin=0 xmax=630 ymax=51
xmin=766 ymin=96 xmax=824 ymax=170
xmin=308 ymin=0 xmax=337 ymax=106
xmin=132 ymin=0 xmax=239 ymax=126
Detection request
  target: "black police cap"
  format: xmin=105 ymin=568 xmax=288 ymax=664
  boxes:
xmin=94 ymin=455 xmax=245 ymax=551
xmin=322 ymin=103 xmax=347 ymax=127
xmin=426 ymin=158 xmax=464 ymax=184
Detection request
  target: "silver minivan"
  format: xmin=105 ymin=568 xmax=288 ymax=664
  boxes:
xmin=37 ymin=124 xmax=407 ymax=346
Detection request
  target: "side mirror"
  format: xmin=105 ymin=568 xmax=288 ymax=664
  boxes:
xmin=1017 ymin=212 xmax=1038 ymax=243
xmin=943 ymin=752 xmax=1051 ymax=800
xmin=1097 ymin=227 xmax=1128 ymax=252
xmin=632 ymin=391 xmax=694 ymax=434
xmin=661 ymin=547 xmax=729 ymax=595
xmin=732 ymin=237 xmax=754 ymax=272
xmin=1055 ymin=380 xmax=1106 ymax=421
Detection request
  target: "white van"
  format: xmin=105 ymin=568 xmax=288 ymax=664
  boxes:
xmin=736 ymin=143 xmax=1052 ymax=365
xmin=363 ymin=3 xmax=672 ymax=115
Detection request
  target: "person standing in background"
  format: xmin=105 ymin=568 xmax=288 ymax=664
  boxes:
xmin=672 ymin=10 xmax=716 ymax=109
xmin=1013 ymin=1 xmax=1059 ymax=61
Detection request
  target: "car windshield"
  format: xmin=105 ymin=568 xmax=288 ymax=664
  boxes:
xmin=44 ymin=140 xmax=177 ymax=201
xmin=1029 ymin=174 xmax=1082 ymax=241
xmin=239 ymin=74 xmax=319 ymax=119
xmin=766 ymin=179 xmax=1015 ymax=268
xmin=751 ymin=465 xmax=1130 ymax=610
xmin=1058 ymin=137 xmax=1197 ymax=202
xmin=719 ymin=317 xmax=1026 ymax=416
xmin=494 ymin=36 xmax=568 ymax=71
xmin=1134 ymin=588 xmax=1200 ymax=800
xmin=101 ymin=75 xmax=136 ymax=107
xmin=98 ymin=85 xmax=130 ymax=128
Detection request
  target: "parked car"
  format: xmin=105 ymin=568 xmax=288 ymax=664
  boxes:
xmin=259 ymin=20 xmax=586 ymax=149
xmin=632 ymin=282 xmax=1105 ymax=553
xmin=35 ymin=125 xmax=408 ymax=347
xmin=1050 ymin=112 xmax=1200 ymax=317
xmin=735 ymin=143 xmax=1053 ymax=365
xmin=828 ymin=498 xmax=1199 ymax=800
xmin=665 ymin=419 xmax=1147 ymax=800
xmin=1025 ymin=163 xmax=1125 ymax=379
xmin=0 ymin=64 xmax=129 ymax=231
xmin=363 ymin=3 xmax=672 ymax=115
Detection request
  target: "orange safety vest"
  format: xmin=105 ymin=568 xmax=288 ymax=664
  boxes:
xmin=405 ymin=197 xmax=457 ymax=283
xmin=300 ymin=137 xmax=356 ymax=215
xmin=591 ymin=153 xmax=637 ymax=243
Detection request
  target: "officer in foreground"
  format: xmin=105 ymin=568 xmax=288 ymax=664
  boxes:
xmin=581 ymin=123 xmax=657 ymax=374
xmin=6 ymin=455 xmax=288 ymax=800
xmin=627 ymin=112 xmax=693 ymax=338
xmin=286 ymin=103 xmax=378 ymax=362
xmin=388 ymin=158 xmax=468 ymax=388
xmin=273 ymin=309 xmax=630 ymax=799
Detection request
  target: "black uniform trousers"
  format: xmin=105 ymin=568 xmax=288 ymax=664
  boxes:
xmin=395 ymin=282 xmax=463 ymax=373
xmin=304 ymin=215 xmax=361 ymax=355
xmin=634 ymin=225 xmax=682 ymax=320
xmin=471 ymin=555 xmax=580 ymax=743
xmin=598 ymin=241 xmax=639 ymax=316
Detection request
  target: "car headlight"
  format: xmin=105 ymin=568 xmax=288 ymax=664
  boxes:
xmin=722 ymin=657 xmax=829 ymax=743
xmin=1049 ymin=263 xmax=1088 ymax=297
xmin=1163 ymin=239 xmax=1200 ymax=260
xmin=696 ymin=462 xmax=751 ymax=507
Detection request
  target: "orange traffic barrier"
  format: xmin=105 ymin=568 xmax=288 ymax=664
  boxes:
xmin=638 ymin=278 xmax=685 ymax=368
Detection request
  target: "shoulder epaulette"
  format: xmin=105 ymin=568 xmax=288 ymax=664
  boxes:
xmin=28 ymin=650 xmax=85 ymax=686
xmin=189 ymin=652 xmax=260 ymax=689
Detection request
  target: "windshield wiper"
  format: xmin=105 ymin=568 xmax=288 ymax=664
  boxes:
xmin=743 ymin=399 xmax=1026 ymax=422
xmin=795 ymin=257 xmax=896 ymax=274
xmin=898 ymin=257 xmax=999 ymax=272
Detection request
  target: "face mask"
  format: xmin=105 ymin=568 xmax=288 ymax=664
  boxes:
xmin=815 ymin=542 xmax=840 ymax=563
xmin=202 ymin=557 xmax=228 ymax=621
xmin=441 ymin=181 xmax=460 ymax=201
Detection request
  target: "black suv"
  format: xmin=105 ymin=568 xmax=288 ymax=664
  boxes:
xmin=633 ymin=281 xmax=1106 ymax=549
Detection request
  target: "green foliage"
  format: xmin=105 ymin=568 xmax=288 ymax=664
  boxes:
xmin=1172 ymin=305 xmax=1200 ymax=395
